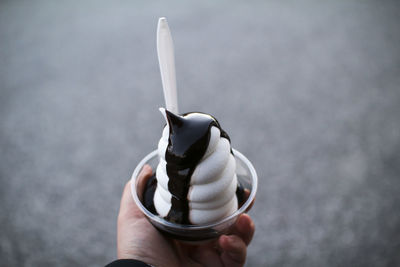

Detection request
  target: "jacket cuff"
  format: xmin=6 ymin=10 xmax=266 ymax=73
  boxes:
xmin=105 ymin=259 xmax=152 ymax=267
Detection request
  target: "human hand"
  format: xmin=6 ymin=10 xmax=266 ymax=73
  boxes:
xmin=117 ymin=165 xmax=255 ymax=267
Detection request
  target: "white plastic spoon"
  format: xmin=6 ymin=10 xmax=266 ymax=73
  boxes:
xmin=157 ymin=17 xmax=179 ymax=114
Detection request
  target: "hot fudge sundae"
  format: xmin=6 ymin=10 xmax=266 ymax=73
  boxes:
xmin=143 ymin=109 xmax=245 ymax=225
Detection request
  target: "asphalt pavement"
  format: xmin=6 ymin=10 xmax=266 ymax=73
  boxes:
xmin=1 ymin=0 xmax=399 ymax=266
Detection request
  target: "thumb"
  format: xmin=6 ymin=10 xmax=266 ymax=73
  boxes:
xmin=118 ymin=164 xmax=153 ymax=220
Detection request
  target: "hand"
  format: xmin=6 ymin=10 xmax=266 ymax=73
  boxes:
xmin=117 ymin=165 xmax=255 ymax=267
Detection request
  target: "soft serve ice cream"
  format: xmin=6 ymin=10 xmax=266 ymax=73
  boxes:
xmin=151 ymin=109 xmax=240 ymax=225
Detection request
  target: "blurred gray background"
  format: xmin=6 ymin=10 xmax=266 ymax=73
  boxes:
xmin=1 ymin=0 xmax=400 ymax=266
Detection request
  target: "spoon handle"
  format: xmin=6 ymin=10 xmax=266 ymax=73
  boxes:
xmin=157 ymin=17 xmax=178 ymax=114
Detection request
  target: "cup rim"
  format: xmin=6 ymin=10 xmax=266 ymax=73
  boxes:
xmin=130 ymin=148 xmax=258 ymax=230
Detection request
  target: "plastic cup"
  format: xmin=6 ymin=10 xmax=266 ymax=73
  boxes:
xmin=130 ymin=149 xmax=257 ymax=242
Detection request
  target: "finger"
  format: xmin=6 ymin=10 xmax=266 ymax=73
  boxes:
xmin=232 ymin=214 xmax=255 ymax=246
xmin=219 ymin=235 xmax=247 ymax=266
xmin=188 ymin=245 xmax=223 ymax=267
xmin=243 ymin=189 xmax=255 ymax=212
xmin=118 ymin=165 xmax=153 ymax=219
xmin=245 ymin=199 xmax=255 ymax=212
xmin=136 ymin=164 xmax=153 ymax=200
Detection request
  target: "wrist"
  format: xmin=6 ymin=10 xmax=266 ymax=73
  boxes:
xmin=117 ymin=245 xmax=157 ymax=267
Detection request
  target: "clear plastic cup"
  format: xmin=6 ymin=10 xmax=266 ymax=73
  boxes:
xmin=130 ymin=149 xmax=257 ymax=242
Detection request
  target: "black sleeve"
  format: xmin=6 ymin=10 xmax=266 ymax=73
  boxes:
xmin=105 ymin=259 xmax=152 ymax=267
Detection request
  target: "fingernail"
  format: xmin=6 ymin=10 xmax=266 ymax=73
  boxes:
xmin=226 ymin=235 xmax=235 ymax=242
xmin=221 ymin=235 xmax=233 ymax=244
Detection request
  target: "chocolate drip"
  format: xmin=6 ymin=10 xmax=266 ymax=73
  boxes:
xmin=163 ymin=110 xmax=229 ymax=224
xmin=143 ymin=174 xmax=157 ymax=214
xmin=236 ymin=180 xmax=246 ymax=207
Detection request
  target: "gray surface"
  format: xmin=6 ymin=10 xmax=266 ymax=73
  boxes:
xmin=1 ymin=0 xmax=400 ymax=266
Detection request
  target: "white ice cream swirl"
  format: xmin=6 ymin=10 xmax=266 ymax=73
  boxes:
xmin=154 ymin=111 xmax=238 ymax=225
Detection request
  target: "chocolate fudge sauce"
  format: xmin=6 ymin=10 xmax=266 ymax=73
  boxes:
xmin=141 ymin=111 xmax=246 ymax=225
xmin=142 ymin=175 xmax=247 ymax=222
xmin=164 ymin=111 xmax=230 ymax=224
